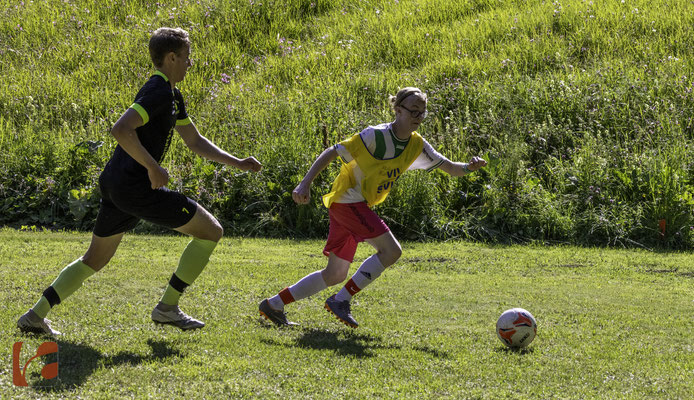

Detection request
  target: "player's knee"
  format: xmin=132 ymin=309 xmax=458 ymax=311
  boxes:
xmin=378 ymin=244 xmax=402 ymax=267
xmin=208 ymin=220 xmax=223 ymax=242
xmin=214 ymin=220 xmax=224 ymax=240
xmin=80 ymin=255 xmax=107 ymax=272
xmin=379 ymin=244 xmax=402 ymax=266
xmin=322 ymin=268 xmax=348 ymax=286
xmin=392 ymin=244 xmax=403 ymax=261
xmin=191 ymin=219 xmax=223 ymax=242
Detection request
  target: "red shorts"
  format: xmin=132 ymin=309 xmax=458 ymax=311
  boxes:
xmin=323 ymin=202 xmax=390 ymax=263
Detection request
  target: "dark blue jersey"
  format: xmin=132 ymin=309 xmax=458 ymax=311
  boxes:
xmin=102 ymin=71 xmax=191 ymax=185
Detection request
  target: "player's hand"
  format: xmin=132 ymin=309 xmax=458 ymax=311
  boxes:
xmin=238 ymin=156 xmax=262 ymax=172
xmin=292 ymin=182 xmax=311 ymax=205
xmin=467 ymin=156 xmax=487 ymax=172
xmin=148 ymin=165 xmax=169 ymax=189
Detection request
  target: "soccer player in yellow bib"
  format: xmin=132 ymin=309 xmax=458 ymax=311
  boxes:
xmin=259 ymin=87 xmax=486 ymax=328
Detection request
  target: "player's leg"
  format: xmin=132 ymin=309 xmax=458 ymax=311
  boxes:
xmin=17 ymin=233 xmax=125 ymax=335
xmin=324 ymin=203 xmax=395 ymax=328
xmin=325 ymin=232 xmax=400 ymax=328
xmin=151 ymin=203 xmax=221 ymax=330
xmin=269 ymin=252 xmax=350 ymax=310
xmin=261 ymin=253 xmax=350 ymax=326
xmin=174 ymin=203 xmax=223 ymax=241
xmin=17 ymin=187 xmax=134 ymax=336
xmin=157 ymin=204 xmax=221 ymax=305
xmin=260 ymin=205 xmax=356 ymax=326
xmin=333 ymin=230 xmax=401 ymax=303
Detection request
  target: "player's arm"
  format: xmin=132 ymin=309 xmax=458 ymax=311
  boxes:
xmin=293 ymin=146 xmax=338 ymax=205
xmin=176 ymin=122 xmax=262 ymax=172
xmin=438 ymin=156 xmax=487 ymax=177
xmin=111 ymin=108 xmax=169 ymax=189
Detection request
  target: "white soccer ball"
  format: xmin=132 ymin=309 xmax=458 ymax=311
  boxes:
xmin=496 ymin=308 xmax=537 ymax=348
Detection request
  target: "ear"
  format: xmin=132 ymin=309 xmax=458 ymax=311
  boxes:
xmin=165 ymin=51 xmax=177 ymax=65
xmin=395 ymin=106 xmax=407 ymax=119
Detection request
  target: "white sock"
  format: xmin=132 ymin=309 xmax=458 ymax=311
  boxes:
xmin=268 ymin=271 xmax=327 ymax=310
xmin=268 ymin=295 xmax=285 ymax=310
xmin=290 ymin=271 xmax=328 ymax=300
xmin=334 ymin=254 xmax=385 ymax=302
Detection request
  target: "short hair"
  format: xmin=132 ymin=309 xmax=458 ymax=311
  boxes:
xmin=149 ymin=27 xmax=191 ymax=67
xmin=389 ymin=87 xmax=427 ymax=110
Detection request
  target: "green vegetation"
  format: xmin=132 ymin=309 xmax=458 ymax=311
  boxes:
xmin=1 ymin=230 xmax=692 ymax=398
xmin=3 ymin=3 xmax=692 ymax=397
xmin=2 ymin=0 xmax=694 ymax=248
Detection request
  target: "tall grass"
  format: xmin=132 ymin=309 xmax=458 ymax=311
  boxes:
xmin=1 ymin=0 xmax=694 ymax=248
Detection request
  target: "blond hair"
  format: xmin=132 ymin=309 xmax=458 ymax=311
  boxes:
xmin=388 ymin=87 xmax=427 ymax=110
xmin=149 ymin=27 xmax=191 ymax=67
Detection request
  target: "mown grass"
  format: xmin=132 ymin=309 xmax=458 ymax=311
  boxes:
xmin=0 ymin=229 xmax=692 ymax=398
xmin=1 ymin=0 xmax=694 ymax=247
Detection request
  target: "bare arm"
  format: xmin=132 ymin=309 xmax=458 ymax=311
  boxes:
xmin=176 ymin=123 xmax=262 ymax=172
xmin=292 ymin=146 xmax=339 ymax=204
xmin=111 ymin=108 xmax=169 ymax=189
xmin=438 ymin=156 xmax=487 ymax=177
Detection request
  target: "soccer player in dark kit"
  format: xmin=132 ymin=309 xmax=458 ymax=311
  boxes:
xmin=17 ymin=27 xmax=262 ymax=335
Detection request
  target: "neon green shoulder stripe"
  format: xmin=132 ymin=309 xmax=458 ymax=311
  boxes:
xmin=153 ymin=70 xmax=170 ymax=82
xmin=176 ymin=117 xmax=192 ymax=126
xmin=129 ymin=103 xmax=149 ymax=124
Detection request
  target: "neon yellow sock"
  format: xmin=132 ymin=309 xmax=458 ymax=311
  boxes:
xmin=52 ymin=259 xmax=97 ymax=299
xmin=32 ymin=259 xmax=96 ymax=318
xmin=32 ymin=297 xmax=51 ymax=319
xmin=160 ymin=238 xmax=218 ymax=305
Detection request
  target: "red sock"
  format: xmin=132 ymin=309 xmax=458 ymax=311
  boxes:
xmin=279 ymin=287 xmax=295 ymax=305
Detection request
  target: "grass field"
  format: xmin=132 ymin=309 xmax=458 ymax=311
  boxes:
xmin=1 ymin=229 xmax=692 ymax=399
xmin=2 ymin=1 xmax=693 ymax=397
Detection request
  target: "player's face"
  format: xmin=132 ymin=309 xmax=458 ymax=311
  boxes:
xmin=172 ymin=45 xmax=192 ymax=83
xmin=395 ymin=94 xmax=428 ymax=130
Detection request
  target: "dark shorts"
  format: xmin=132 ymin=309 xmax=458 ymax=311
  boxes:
xmin=93 ymin=178 xmax=198 ymax=237
xmin=323 ymin=202 xmax=390 ymax=263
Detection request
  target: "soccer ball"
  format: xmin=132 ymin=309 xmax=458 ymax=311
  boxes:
xmin=496 ymin=308 xmax=537 ymax=348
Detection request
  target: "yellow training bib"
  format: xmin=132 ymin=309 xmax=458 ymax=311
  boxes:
xmin=322 ymin=131 xmax=424 ymax=208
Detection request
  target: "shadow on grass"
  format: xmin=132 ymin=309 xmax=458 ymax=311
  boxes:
xmin=28 ymin=338 xmax=183 ymax=392
xmin=261 ymin=328 xmax=449 ymax=359
xmin=296 ymin=329 xmax=380 ymax=358
xmin=494 ymin=345 xmax=535 ymax=355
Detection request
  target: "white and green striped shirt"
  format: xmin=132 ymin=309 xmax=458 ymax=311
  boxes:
xmin=333 ymin=122 xmax=446 ymax=204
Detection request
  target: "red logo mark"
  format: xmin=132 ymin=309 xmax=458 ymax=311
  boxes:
xmin=12 ymin=342 xmax=58 ymax=386
xmin=498 ymin=328 xmax=516 ymax=345
xmin=345 ymin=278 xmax=361 ymax=296
xmin=513 ymin=312 xmax=533 ymax=327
